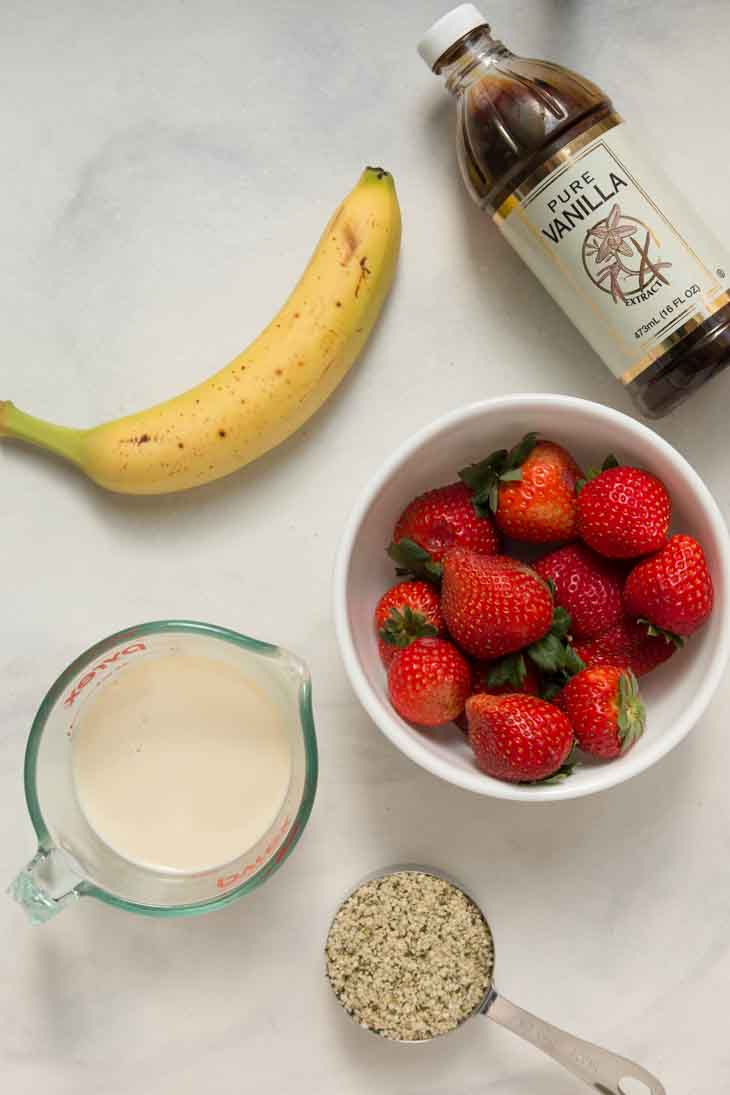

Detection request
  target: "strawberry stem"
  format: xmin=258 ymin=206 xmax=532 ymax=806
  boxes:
xmin=459 ymin=432 xmax=538 ymax=517
xmin=617 ymin=670 xmax=646 ymax=752
xmin=379 ymin=606 xmax=438 ymax=649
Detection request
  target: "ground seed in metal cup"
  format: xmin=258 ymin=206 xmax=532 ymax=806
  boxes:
xmin=325 ymin=870 xmax=495 ymax=1042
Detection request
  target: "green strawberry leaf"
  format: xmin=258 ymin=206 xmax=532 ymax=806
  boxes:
xmin=379 ymin=605 xmax=439 ymax=649
xmin=527 ymin=603 xmax=577 ymax=673
xmin=459 ymin=433 xmax=538 ymax=516
xmin=507 ymin=432 xmax=539 ymax=469
xmin=387 ymin=538 xmax=443 ymax=583
xmin=498 ymin=467 xmax=523 ymax=483
xmin=531 ymin=743 xmax=579 ymax=785
xmin=545 ymin=577 xmax=557 ymax=598
xmin=458 ymin=449 xmax=508 ymax=492
xmin=527 ymin=632 xmax=566 ymax=672
xmin=469 ymin=488 xmax=492 ymax=519
xmin=616 ymin=669 xmax=646 ymax=752
xmin=486 ymin=652 xmax=527 ymax=690
xmin=562 ymin=643 xmax=586 ymax=676
xmin=539 ymin=679 xmax=564 ymax=702
xmin=535 ymin=642 xmax=584 ymax=702
xmin=637 ymin=618 xmax=684 ymax=648
xmin=551 ymin=605 xmax=572 ymax=640
xmin=578 ymin=457 xmax=618 ymax=491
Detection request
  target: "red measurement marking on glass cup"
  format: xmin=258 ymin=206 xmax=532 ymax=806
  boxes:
xmin=63 ymin=643 xmax=147 ymax=708
xmin=216 ymin=816 xmax=296 ymax=890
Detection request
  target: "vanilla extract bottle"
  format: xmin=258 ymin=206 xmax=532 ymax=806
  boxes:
xmin=418 ymin=5 xmax=730 ymax=417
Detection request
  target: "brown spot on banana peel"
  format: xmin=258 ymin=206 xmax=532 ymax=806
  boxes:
xmin=119 ymin=433 xmax=152 ymax=446
xmin=354 ymin=256 xmax=371 ymax=298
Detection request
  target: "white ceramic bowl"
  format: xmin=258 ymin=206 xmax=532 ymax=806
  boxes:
xmin=334 ymin=395 xmax=730 ymax=801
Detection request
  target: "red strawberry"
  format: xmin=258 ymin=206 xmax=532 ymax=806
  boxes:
xmin=534 ymin=543 xmax=623 ymax=640
xmin=623 ymin=534 xmax=713 ymax=637
xmin=374 ymin=581 xmax=446 ymax=667
xmin=441 ymin=548 xmax=553 ymax=659
xmin=466 ymin=693 xmax=574 ymax=782
xmin=387 ymin=638 xmax=471 ymax=727
xmin=576 ymin=465 xmax=670 ymax=558
xmin=459 ymin=434 xmax=583 ymax=543
xmin=573 ymin=616 xmax=677 ymax=677
xmin=388 ymin=481 xmax=499 ymax=580
xmin=562 ymin=666 xmax=645 ymax=759
xmin=453 ymin=658 xmax=540 ymax=733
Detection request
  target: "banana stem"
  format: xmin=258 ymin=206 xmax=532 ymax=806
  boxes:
xmin=0 ymin=401 xmax=86 ymax=468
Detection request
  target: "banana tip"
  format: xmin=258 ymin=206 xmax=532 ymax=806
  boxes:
xmin=363 ymin=165 xmax=394 ymax=185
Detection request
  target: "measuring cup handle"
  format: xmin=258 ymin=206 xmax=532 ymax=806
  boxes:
xmin=8 ymin=848 xmax=81 ymax=924
xmin=482 ymin=988 xmax=666 ymax=1095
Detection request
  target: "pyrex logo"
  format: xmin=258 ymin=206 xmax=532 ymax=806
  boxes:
xmin=216 ymin=816 xmax=297 ymax=890
xmin=63 ymin=643 xmax=147 ymax=707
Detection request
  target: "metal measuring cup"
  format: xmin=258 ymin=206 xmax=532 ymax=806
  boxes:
xmin=325 ymin=865 xmax=665 ymax=1095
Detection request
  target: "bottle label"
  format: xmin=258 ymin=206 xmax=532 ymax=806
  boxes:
xmin=494 ymin=117 xmax=730 ymax=384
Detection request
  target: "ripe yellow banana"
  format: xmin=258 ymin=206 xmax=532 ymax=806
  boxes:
xmin=0 ymin=166 xmax=400 ymax=494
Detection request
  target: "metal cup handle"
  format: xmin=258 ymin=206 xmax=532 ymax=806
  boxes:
xmin=483 ymin=986 xmax=666 ymax=1095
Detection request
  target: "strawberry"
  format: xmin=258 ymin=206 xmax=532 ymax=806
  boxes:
xmin=440 ymin=548 xmax=553 ymax=659
xmin=573 ymin=616 xmax=677 ymax=677
xmin=387 ymin=481 xmax=499 ymax=580
xmin=534 ymin=542 xmax=624 ymax=640
xmin=562 ymin=666 xmax=645 ymax=759
xmin=623 ymin=534 xmax=713 ymax=637
xmin=387 ymin=638 xmax=471 ymax=727
xmin=576 ymin=464 xmax=670 ymax=558
xmin=466 ymin=693 xmax=574 ymax=783
xmin=374 ymin=580 xmax=446 ymax=667
xmin=453 ymin=658 xmax=540 ymax=733
xmin=459 ymin=434 xmax=583 ymax=543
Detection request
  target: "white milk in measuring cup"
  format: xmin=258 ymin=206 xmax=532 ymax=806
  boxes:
xmin=72 ymin=652 xmax=292 ymax=874
xmin=10 ymin=622 xmax=317 ymax=922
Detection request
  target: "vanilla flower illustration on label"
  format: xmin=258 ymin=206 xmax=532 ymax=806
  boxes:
xmin=583 ymin=204 xmax=672 ymax=305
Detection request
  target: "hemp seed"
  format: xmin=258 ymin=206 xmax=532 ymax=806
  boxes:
xmin=325 ymin=870 xmax=494 ymax=1042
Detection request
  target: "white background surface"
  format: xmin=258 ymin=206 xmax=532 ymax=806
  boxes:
xmin=1 ymin=2 xmax=728 ymax=1092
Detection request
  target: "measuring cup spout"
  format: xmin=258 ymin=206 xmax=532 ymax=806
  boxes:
xmin=8 ymin=847 xmax=83 ymax=925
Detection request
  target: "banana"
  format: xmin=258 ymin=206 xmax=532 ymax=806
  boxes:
xmin=0 ymin=166 xmax=400 ymax=494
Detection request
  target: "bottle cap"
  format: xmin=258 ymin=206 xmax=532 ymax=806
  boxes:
xmin=417 ymin=4 xmax=489 ymax=70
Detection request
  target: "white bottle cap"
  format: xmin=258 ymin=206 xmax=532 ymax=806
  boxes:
xmin=417 ymin=4 xmax=489 ymax=70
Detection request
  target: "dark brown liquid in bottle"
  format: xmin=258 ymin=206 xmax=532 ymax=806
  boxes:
xmin=437 ymin=30 xmax=730 ymax=417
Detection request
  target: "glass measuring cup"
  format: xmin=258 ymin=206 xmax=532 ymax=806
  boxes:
xmin=326 ymin=866 xmax=665 ymax=1095
xmin=9 ymin=620 xmax=317 ymax=923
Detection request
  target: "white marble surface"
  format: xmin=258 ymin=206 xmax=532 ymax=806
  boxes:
xmin=1 ymin=1 xmax=729 ymax=1091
